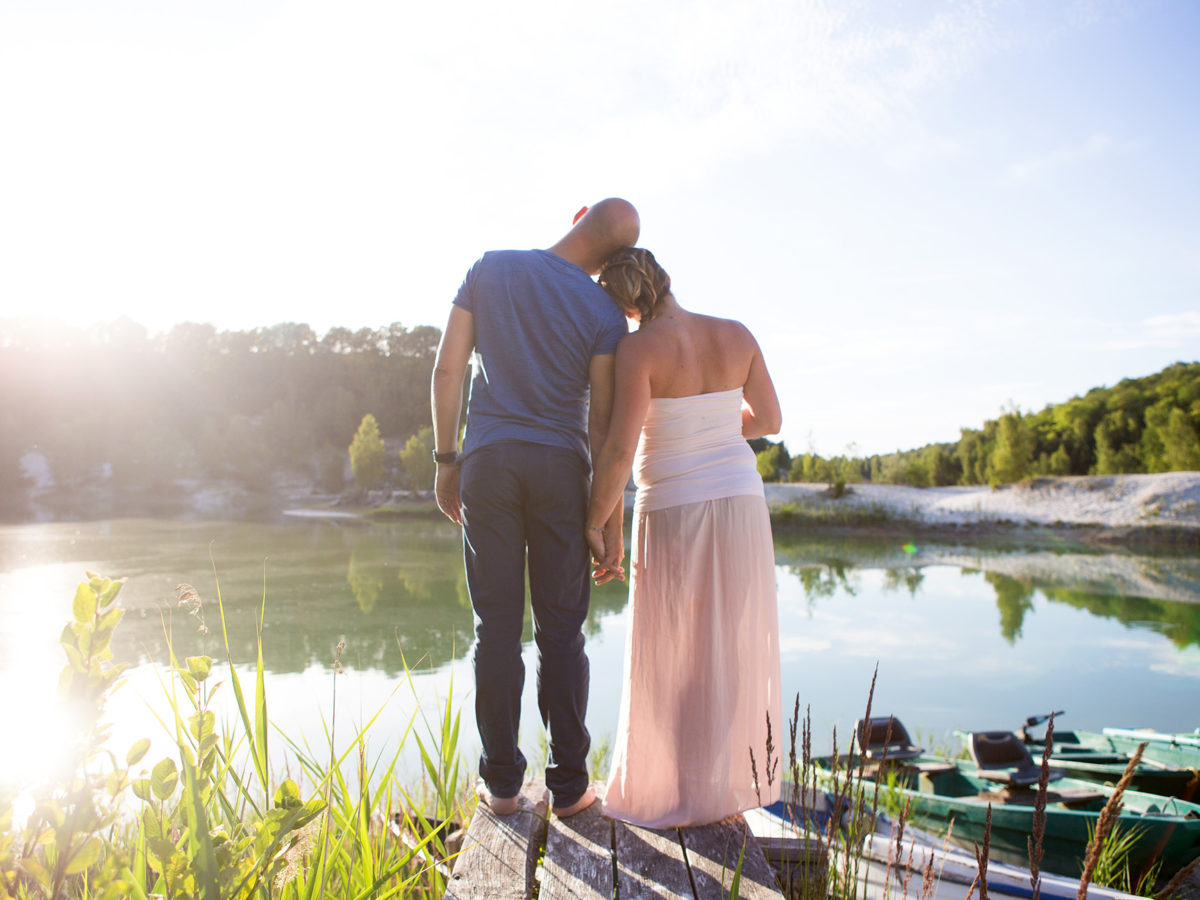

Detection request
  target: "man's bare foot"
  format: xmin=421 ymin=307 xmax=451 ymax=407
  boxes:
xmin=476 ymin=781 xmax=519 ymax=816
xmin=552 ymin=785 xmax=597 ymax=818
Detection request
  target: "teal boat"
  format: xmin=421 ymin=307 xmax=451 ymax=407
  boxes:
xmin=1018 ymin=715 xmax=1200 ymax=795
xmin=821 ymin=717 xmax=1200 ymax=879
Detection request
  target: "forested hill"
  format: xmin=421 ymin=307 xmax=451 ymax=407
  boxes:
xmin=775 ymin=361 xmax=1200 ymax=487
xmin=0 ymin=319 xmax=440 ymax=511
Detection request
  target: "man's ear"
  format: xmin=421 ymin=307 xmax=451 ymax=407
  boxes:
xmin=572 ymin=206 xmax=588 ymax=225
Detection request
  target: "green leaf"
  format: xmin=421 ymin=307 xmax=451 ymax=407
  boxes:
xmin=273 ymin=779 xmax=301 ymax=810
xmin=73 ymin=581 xmax=98 ymax=623
xmin=188 ymin=710 xmax=215 ymax=742
xmin=59 ymin=622 xmax=79 ymax=650
xmin=151 ymin=758 xmax=178 ymax=800
xmin=127 ymin=738 xmax=151 ymax=766
xmin=98 ymin=577 xmax=125 ymax=608
xmin=185 ymin=655 xmax=213 ymax=682
xmin=140 ymin=807 xmax=163 ymax=840
xmin=98 ymin=606 xmax=124 ymax=632
xmin=147 ymin=837 xmax=177 ymax=871
xmin=18 ymin=855 xmax=52 ymax=886
xmin=105 ymin=771 xmax=125 ymax=797
xmin=100 ymin=881 xmax=133 ymax=900
xmin=65 ymin=835 xmax=102 ymax=874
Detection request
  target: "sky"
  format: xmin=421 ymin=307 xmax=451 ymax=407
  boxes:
xmin=1 ymin=0 xmax=1198 ymax=456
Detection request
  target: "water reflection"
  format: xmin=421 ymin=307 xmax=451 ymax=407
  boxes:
xmin=3 ymin=519 xmax=1199 ymax=789
xmin=0 ymin=518 xmax=634 ymax=678
xmin=775 ymin=535 xmax=1200 ymax=648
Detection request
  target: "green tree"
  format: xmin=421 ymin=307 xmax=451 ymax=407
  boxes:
xmin=987 ymin=406 xmax=1034 ymax=486
xmin=756 ymin=444 xmax=785 ymax=482
xmin=1048 ymin=445 xmax=1072 ymax=476
xmin=349 ymin=413 xmax=386 ymax=491
xmin=399 ymin=425 xmax=436 ymax=490
xmin=1162 ymin=407 xmax=1200 ymax=471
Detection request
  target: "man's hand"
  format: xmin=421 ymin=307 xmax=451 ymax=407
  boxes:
xmin=586 ymin=521 xmax=625 ymax=585
xmin=435 ymin=463 xmax=461 ymax=524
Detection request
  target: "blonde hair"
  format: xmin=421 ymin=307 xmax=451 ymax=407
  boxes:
xmin=598 ymin=248 xmax=671 ymax=322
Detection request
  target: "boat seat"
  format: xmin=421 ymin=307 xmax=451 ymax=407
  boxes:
xmin=968 ymin=731 xmax=1064 ymax=787
xmin=856 ymin=716 xmax=924 ymax=761
xmin=1051 ymin=787 xmax=1106 ymax=809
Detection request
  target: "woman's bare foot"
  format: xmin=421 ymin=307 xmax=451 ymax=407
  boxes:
xmin=476 ymin=781 xmax=519 ymax=816
xmin=552 ymin=785 xmax=597 ymax=818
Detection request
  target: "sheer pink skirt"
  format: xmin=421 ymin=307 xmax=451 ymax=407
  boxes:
xmin=602 ymin=493 xmax=782 ymax=828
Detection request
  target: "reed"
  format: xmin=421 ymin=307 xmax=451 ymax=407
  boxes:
xmin=1154 ymin=854 xmax=1200 ymax=900
xmin=973 ymin=803 xmax=992 ymax=900
xmin=1027 ymin=710 xmax=1055 ymax=900
xmin=1077 ymin=741 xmax=1147 ymax=900
xmin=772 ymin=667 xmax=946 ymax=900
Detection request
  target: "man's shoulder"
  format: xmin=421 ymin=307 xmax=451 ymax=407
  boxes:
xmin=475 ymin=248 xmax=536 ymax=269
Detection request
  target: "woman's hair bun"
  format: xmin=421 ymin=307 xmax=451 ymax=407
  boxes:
xmin=598 ymin=248 xmax=670 ymax=323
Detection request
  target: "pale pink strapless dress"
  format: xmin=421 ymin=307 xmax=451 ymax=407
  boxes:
xmin=602 ymin=387 xmax=782 ymax=827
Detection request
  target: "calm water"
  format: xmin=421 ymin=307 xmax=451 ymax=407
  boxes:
xmin=1 ymin=516 xmax=1197 ymax=788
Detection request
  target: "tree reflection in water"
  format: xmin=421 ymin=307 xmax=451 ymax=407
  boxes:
xmin=775 ymin=535 xmax=1200 ymax=647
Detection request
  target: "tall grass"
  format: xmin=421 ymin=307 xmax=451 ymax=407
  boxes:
xmin=0 ymin=573 xmax=469 ymax=900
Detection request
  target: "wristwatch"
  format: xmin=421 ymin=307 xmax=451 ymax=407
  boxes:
xmin=432 ymin=449 xmax=458 ymax=465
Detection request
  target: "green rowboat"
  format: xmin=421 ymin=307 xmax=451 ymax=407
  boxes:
xmin=816 ymin=756 xmax=1200 ymax=878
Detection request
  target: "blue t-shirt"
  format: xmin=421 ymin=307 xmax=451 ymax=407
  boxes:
xmin=453 ymin=249 xmax=628 ymax=465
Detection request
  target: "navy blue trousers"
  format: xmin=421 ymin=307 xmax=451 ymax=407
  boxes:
xmin=459 ymin=441 xmax=592 ymax=808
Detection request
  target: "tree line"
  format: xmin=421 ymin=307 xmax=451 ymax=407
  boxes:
xmin=0 ymin=318 xmax=441 ymax=514
xmin=3 ymin=317 xmax=1196 ymax=519
xmin=755 ymin=361 xmax=1200 ymax=487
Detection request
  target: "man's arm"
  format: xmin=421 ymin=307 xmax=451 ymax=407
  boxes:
xmin=431 ymin=305 xmax=475 ymax=524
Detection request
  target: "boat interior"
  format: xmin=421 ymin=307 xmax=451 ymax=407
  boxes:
xmin=967 ymin=730 xmax=1066 ymax=787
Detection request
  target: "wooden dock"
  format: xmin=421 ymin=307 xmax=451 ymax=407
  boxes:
xmin=443 ymin=780 xmax=786 ymax=899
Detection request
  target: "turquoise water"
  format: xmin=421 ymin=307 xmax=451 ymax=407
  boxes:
xmin=1 ymin=517 xmax=1196 ymax=787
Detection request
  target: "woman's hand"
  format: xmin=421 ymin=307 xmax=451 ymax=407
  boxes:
xmin=586 ymin=523 xmax=625 ymax=585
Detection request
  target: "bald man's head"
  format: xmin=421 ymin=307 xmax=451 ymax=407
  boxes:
xmin=575 ymin=199 xmax=640 ymax=252
xmin=548 ymin=198 xmax=640 ymax=275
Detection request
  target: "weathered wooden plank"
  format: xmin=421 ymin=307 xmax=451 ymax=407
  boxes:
xmin=680 ymin=814 xmax=785 ymax=899
xmin=613 ymin=819 xmax=693 ymax=899
xmin=444 ymin=782 xmax=549 ymax=900
xmin=539 ymin=781 xmax=613 ymax=899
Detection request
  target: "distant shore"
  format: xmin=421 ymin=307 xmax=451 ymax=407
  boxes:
xmin=279 ymin=472 xmax=1200 ymax=547
xmin=10 ymin=468 xmax=1198 ymax=547
xmin=761 ymin=472 xmax=1200 ymax=545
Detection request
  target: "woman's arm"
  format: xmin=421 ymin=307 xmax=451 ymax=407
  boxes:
xmin=741 ymin=335 xmax=782 ymax=439
xmin=586 ymin=338 xmax=652 ymax=574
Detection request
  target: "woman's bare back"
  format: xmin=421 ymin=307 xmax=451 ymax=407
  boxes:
xmin=637 ymin=311 xmax=757 ymax=400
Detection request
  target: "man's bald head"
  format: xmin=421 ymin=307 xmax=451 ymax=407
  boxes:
xmin=548 ymin=198 xmax=640 ymax=275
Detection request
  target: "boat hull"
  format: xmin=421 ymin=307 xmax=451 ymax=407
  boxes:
xmin=816 ymin=758 xmax=1200 ymax=879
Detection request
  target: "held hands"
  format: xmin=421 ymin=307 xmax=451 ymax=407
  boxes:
xmin=435 ymin=463 xmax=462 ymax=524
xmin=586 ymin=521 xmax=625 ymax=585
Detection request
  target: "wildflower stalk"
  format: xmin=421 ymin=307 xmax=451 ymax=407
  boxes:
xmin=1028 ymin=711 xmax=1055 ymax=900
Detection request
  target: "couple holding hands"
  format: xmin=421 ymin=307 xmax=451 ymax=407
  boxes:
xmin=431 ymin=198 xmax=782 ymax=827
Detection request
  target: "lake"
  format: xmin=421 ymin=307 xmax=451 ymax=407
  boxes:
xmin=1 ymin=516 xmax=1197 ymax=790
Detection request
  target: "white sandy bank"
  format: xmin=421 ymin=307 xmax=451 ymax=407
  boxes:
xmin=764 ymin=472 xmax=1200 ymax=531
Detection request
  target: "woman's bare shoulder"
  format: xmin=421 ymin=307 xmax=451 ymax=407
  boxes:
xmin=698 ymin=314 xmax=756 ymax=346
